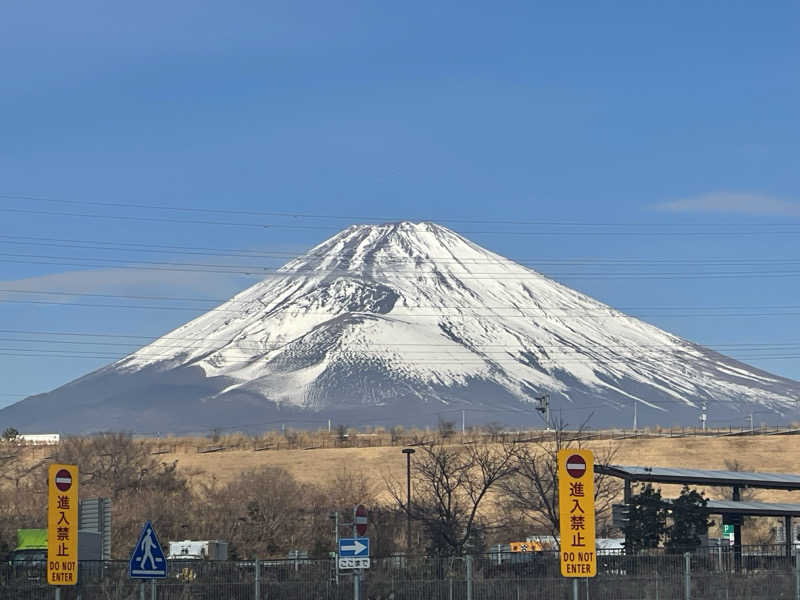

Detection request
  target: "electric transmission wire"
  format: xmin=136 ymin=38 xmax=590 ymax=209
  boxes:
xmin=3 ymin=192 xmax=800 ymax=228
xmin=3 ymin=205 xmax=800 ymax=235
xmin=5 ymin=251 xmax=800 ymax=279
xmin=2 ymin=234 xmax=798 ymax=266
xmin=4 ymin=288 xmax=800 ymax=313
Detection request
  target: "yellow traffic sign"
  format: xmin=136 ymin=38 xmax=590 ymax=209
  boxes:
xmin=48 ymin=464 xmax=78 ymax=585
xmin=510 ymin=540 xmax=542 ymax=552
xmin=557 ymin=449 xmax=596 ymax=577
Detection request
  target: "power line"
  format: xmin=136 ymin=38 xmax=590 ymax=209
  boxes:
xmin=2 ymin=193 xmax=800 ymax=228
xmin=3 ymin=346 xmax=799 ymax=364
xmin=3 ymin=205 xmax=800 ymax=236
xmin=2 ymin=234 xmax=798 ymax=266
xmin=6 ymin=296 xmax=800 ymax=317
xmin=5 ymin=288 xmax=800 ymax=315
xmin=1 ymin=328 xmax=796 ymax=349
xmin=5 ymin=252 xmax=800 ymax=279
xmin=6 ymin=336 xmax=800 ymax=354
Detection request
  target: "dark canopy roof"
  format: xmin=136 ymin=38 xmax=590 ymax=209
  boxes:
xmin=596 ymin=465 xmax=800 ymax=491
xmin=704 ymin=500 xmax=800 ymax=517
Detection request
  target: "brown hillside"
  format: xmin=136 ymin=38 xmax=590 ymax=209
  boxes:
xmin=158 ymin=433 xmax=800 ymax=505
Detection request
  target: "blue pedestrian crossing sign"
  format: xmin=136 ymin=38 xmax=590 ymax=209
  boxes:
xmin=129 ymin=521 xmax=168 ymax=578
xmin=339 ymin=537 xmax=369 ymax=557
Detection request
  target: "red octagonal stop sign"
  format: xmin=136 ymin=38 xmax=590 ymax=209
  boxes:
xmin=565 ymin=454 xmax=586 ymax=478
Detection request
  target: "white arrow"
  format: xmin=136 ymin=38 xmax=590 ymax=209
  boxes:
xmin=341 ymin=540 xmax=367 ymax=555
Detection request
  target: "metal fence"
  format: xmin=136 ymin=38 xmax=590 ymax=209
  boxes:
xmin=3 ymin=546 xmax=800 ymax=600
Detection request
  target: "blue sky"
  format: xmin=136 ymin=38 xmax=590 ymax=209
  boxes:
xmin=1 ymin=2 xmax=799 ymax=414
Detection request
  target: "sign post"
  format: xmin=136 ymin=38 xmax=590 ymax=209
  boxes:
xmin=353 ymin=504 xmax=368 ymax=600
xmin=722 ymin=524 xmax=735 ymax=546
xmin=558 ymin=449 xmax=596 ymax=581
xmin=48 ymin=464 xmax=78 ymax=587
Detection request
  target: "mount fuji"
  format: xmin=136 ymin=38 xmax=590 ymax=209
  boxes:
xmin=3 ymin=222 xmax=798 ymax=433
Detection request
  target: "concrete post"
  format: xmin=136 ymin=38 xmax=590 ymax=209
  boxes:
xmin=623 ymin=479 xmax=632 ymax=555
xmin=732 ymin=487 xmax=742 ymax=572
xmin=466 ymin=555 xmax=472 ymax=600
xmin=795 ymin=551 xmax=800 ymax=600
xmin=684 ymin=552 xmax=691 ymax=600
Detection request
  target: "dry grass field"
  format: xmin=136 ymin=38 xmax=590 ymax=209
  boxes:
xmin=151 ymin=431 xmax=799 ymax=543
xmin=9 ymin=430 xmax=799 ymax=544
xmin=155 ymin=432 xmax=800 ymax=504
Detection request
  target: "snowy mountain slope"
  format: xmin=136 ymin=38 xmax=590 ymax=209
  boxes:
xmin=3 ymin=222 xmax=798 ymax=433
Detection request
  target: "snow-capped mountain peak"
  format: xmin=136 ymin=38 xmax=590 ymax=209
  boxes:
xmin=3 ymin=222 xmax=797 ymax=433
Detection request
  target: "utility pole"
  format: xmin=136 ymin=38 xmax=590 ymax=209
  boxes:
xmin=461 ymin=410 xmax=465 ymax=436
xmin=402 ymin=448 xmax=415 ymax=555
xmin=535 ymin=394 xmax=551 ymax=431
xmin=330 ymin=511 xmax=339 ymax=585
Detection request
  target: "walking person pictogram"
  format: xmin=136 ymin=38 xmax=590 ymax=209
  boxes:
xmin=139 ymin=527 xmax=156 ymax=570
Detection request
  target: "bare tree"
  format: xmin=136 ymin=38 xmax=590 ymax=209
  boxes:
xmin=387 ymin=439 xmax=520 ymax=555
xmin=0 ymin=442 xmax=48 ymax=491
xmin=437 ymin=420 xmax=456 ymax=440
xmin=497 ymin=419 xmax=620 ymax=542
xmin=196 ymin=466 xmax=328 ymax=558
xmin=51 ymin=433 xmax=189 ymax=500
xmin=46 ymin=433 xmax=196 ymax=556
xmin=322 ymin=466 xmax=376 ymax=510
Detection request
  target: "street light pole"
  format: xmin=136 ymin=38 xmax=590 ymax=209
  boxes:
xmin=402 ymin=448 xmax=415 ymax=555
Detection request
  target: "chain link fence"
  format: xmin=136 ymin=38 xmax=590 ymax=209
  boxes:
xmin=2 ymin=546 xmax=799 ymax=600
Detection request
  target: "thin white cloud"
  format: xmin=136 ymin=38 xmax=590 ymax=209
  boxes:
xmin=0 ymin=268 xmax=256 ymax=303
xmin=655 ymin=192 xmax=800 ymax=217
xmin=0 ymin=241 xmax=312 ymax=303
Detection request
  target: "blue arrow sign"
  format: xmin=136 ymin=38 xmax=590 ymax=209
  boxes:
xmin=339 ymin=537 xmax=369 ymax=557
xmin=129 ymin=521 xmax=167 ymax=579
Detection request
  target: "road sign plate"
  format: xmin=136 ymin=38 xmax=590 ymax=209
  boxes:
xmin=339 ymin=537 xmax=369 ymax=557
xmin=558 ymin=449 xmax=596 ymax=578
xmin=565 ymin=454 xmax=586 ymax=478
xmin=129 ymin=521 xmax=168 ymax=578
xmin=355 ymin=504 xmax=368 ymax=536
xmin=48 ymin=464 xmax=78 ymax=586
xmin=338 ymin=557 xmax=371 ymax=570
xmin=55 ymin=469 xmax=73 ymax=492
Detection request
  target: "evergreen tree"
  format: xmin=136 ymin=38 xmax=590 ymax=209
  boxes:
xmin=665 ymin=485 xmax=713 ymax=554
xmin=623 ymin=483 xmax=667 ymax=553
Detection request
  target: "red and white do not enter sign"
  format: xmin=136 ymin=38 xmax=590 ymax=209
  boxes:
xmin=54 ymin=468 xmax=73 ymax=492
xmin=355 ymin=504 xmax=368 ymax=536
xmin=565 ymin=454 xmax=587 ymax=478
